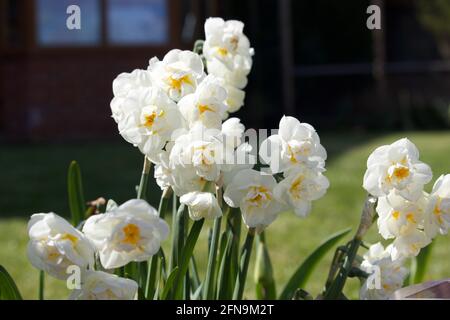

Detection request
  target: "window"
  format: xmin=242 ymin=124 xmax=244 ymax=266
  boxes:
xmin=107 ymin=0 xmax=169 ymax=45
xmin=36 ymin=0 xmax=101 ymax=46
xmin=35 ymin=0 xmax=169 ymax=47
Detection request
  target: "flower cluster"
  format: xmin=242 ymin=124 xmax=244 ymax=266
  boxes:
xmin=361 ymin=138 xmax=450 ymax=299
xmin=359 ymin=243 xmax=408 ymax=300
xmin=110 ymin=18 xmax=255 ymax=223
xmin=27 ymin=199 xmax=168 ymax=300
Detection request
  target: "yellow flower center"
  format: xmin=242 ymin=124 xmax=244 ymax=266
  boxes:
xmin=392 ymin=211 xmax=400 ymax=220
xmin=198 ymin=104 xmax=214 ymax=115
xmin=168 ymin=75 xmax=193 ymax=91
xmin=392 ymin=166 xmax=410 ymax=180
xmin=248 ymin=186 xmax=272 ymax=207
xmin=434 ymin=198 xmax=443 ymax=224
xmin=122 ymin=223 xmax=141 ymax=245
xmin=406 ymin=212 xmax=416 ymax=224
xmin=289 ymin=175 xmax=304 ymax=199
xmin=61 ymin=233 xmax=78 ymax=245
xmin=143 ymin=110 xmax=164 ymax=128
xmin=217 ymin=47 xmax=228 ymax=56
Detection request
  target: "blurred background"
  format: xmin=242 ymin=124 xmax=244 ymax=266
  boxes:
xmin=0 ymin=0 xmax=449 ymax=299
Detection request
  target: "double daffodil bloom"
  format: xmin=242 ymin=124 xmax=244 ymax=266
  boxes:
xmin=27 ymin=213 xmax=95 ymax=280
xmin=83 ymin=199 xmax=169 ymax=269
xmin=69 ymin=270 xmax=138 ymax=300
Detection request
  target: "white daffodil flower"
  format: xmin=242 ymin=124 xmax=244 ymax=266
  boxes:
xmin=152 ymin=148 xmax=210 ymax=197
xmin=110 ymin=69 xmax=152 ymax=123
xmin=376 ymin=191 xmax=427 ymax=239
xmin=274 ymin=167 xmax=329 ymax=217
xmin=359 ymin=243 xmax=408 ymax=300
xmin=83 ymin=199 xmax=169 ymax=269
xmin=363 ymin=138 xmax=432 ymax=201
xmin=116 ymin=86 xmax=184 ymax=159
xmin=204 ymin=18 xmax=253 ymax=68
xmin=424 ymin=174 xmax=450 ymax=237
xmin=390 ymin=229 xmax=431 ymax=260
xmin=69 ymin=270 xmax=138 ymax=300
xmin=170 ymin=125 xmax=234 ymax=182
xmin=259 ymin=116 xmax=327 ymax=174
xmin=180 ymin=191 xmax=222 ymax=221
xmin=178 ymin=75 xmax=228 ymax=129
xmin=148 ymin=49 xmax=205 ymax=102
xmin=224 ymin=169 xmax=282 ymax=230
xmin=203 ymin=18 xmax=253 ymax=87
xmin=27 ymin=213 xmax=95 ymax=280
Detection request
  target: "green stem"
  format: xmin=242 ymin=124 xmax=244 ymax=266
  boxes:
xmin=324 ymin=237 xmax=361 ymax=299
xmin=233 ymin=229 xmax=255 ymax=300
xmin=203 ymin=216 xmax=222 ymax=299
xmin=145 ymin=190 xmax=171 ymax=299
xmin=173 ymin=219 xmax=205 ymax=299
xmin=39 ymin=271 xmax=44 ymax=300
xmin=137 ymin=157 xmax=151 ymax=200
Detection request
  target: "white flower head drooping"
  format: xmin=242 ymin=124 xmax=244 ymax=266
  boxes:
xmin=424 ymin=174 xmax=450 ymax=237
xmin=360 ymin=243 xmax=408 ymax=300
xmin=149 ymin=49 xmax=205 ymax=102
xmin=363 ymin=138 xmax=432 ymax=201
xmin=110 ymin=69 xmax=153 ymax=123
xmin=180 ymin=191 xmax=222 ymax=221
xmin=27 ymin=213 xmax=95 ymax=280
xmin=69 ymin=270 xmax=138 ymax=300
xmin=224 ymin=169 xmax=282 ymax=231
xmin=178 ymin=75 xmax=228 ymax=129
xmin=83 ymin=199 xmax=169 ymax=269
xmin=116 ymin=86 xmax=184 ymax=158
xmin=274 ymin=166 xmax=330 ymax=217
xmin=259 ymin=116 xmax=327 ymax=174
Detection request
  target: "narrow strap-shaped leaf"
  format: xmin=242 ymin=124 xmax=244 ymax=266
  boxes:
xmin=67 ymin=161 xmax=86 ymax=226
xmin=232 ymin=230 xmax=255 ymax=300
xmin=173 ymin=219 xmax=205 ymax=299
xmin=216 ymin=231 xmax=233 ymax=299
xmin=412 ymin=242 xmax=434 ymax=284
xmin=160 ymin=267 xmax=179 ymax=300
xmin=227 ymin=207 xmax=242 ymax=297
xmin=254 ymin=232 xmax=276 ymax=299
xmin=190 ymin=257 xmax=201 ymax=292
xmin=280 ymin=228 xmax=351 ymax=300
xmin=39 ymin=270 xmax=44 ymax=300
xmin=203 ymin=216 xmax=222 ymax=299
xmin=0 ymin=265 xmax=22 ymax=300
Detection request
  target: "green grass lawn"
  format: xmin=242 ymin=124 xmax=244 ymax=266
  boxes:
xmin=1 ymin=131 xmax=449 ymax=299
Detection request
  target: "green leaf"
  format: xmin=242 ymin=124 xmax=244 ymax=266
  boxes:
xmin=173 ymin=219 xmax=204 ymax=299
xmin=203 ymin=216 xmax=222 ymax=299
xmin=216 ymin=231 xmax=233 ymax=299
xmin=254 ymin=232 xmax=276 ymax=299
xmin=412 ymin=242 xmax=434 ymax=284
xmin=67 ymin=161 xmax=86 ymax=227
xmin=279 ymin=228 xmax=351 ymax=300
xmin=232 ymin=230 xmax=255 ymax=300
xmin=160 ymin=267 xmax=179 ymax=300
xmin=0 ymin=265 xmax=23 ymax=300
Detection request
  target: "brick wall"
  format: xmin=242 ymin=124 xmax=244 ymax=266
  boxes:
xmin=1 ymin=49 xmax=167 ymax=142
